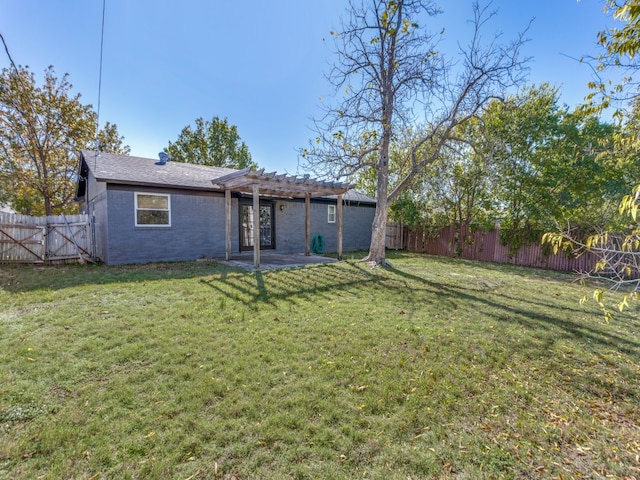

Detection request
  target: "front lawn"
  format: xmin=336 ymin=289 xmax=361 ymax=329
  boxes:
xmin=1 ymin=252 xmax=638 ymax=479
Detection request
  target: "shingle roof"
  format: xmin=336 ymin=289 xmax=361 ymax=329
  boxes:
xmin=81 ymin=150 xmax=237 ymax=191
xmin=80 ymin=150 xmax=376 ymax=204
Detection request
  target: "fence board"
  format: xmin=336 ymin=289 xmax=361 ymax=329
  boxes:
xmin=385 ymin=222 xmax=404 ymax=249
xmin=0 ymin=213 xmax=92 ymax=264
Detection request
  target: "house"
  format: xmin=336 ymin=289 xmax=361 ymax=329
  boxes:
xmin=0 ymin=203 xmax=15 ymax=214
xmin=75 ymin=150 xmax=376 ymax=265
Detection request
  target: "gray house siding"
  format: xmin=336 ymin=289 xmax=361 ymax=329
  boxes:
xmin=78 ymin=170 xmax=108 ymax=262
xmin=103 ymin=185 xmax=238 ymax=265
xmin=274 ymin=199 xmax=375 ymax=253
xmin=96 ymin=187 xmax=374 ymax=264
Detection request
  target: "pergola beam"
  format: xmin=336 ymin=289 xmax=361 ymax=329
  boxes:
xmin=215 ymin=169 xmax=355 ymax=265
xmin=214 ymin=169 xmax=353 ymax=198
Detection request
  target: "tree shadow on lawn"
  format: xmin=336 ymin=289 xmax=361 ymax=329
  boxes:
xmin=387 ymin=263 xmax=640 ymax=359
xmin=4 ymin=253 xmax=638 ymax=361
xmin=199 ymin=255 xmax=640 ymax=363
xmin=198 ymin=261 xmax=386 ymax=308
xmin=387 ymin=263 xmax=640 ymax=411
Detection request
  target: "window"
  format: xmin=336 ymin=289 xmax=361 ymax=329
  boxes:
xmin=135 ymin=193 xmax=171 ymax=226
xmin=327 ymin=204 xmax=336 ymax=223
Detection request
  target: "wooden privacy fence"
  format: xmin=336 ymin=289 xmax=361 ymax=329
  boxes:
xmin=385 ymin=221 xmax=404 ymax=250
xmin=394 ymin=224 xmax=598 ymax=273
xmin=0 ymin=213 xmax=93 ymax=264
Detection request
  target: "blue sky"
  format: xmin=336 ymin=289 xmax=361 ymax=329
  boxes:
xmin=1 ymin=1 xmax=617 ymax=173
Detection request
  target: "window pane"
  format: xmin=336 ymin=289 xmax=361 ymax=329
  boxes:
xmin=138 ymin=194 xmax=168 ymax=209
xmin=328 ymin=205 xmax=336 ymax=223
xmin=137 ymin=210 xmax=169 ymax=225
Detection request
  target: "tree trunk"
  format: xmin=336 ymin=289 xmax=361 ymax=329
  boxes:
xmin=364 ymin=152 xmax=390 ymax=265
xmin=366 ymin=200 xmax=389 ymax=264
xmin=44 ymin=195 xmax=53 ymax=217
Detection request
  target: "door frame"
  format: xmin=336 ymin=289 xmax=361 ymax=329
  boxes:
xmin=238 ymin=200 xmax=276 ymax=251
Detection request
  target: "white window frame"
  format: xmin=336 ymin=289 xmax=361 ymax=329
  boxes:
xmin=135 ymin=192 xmax=171 ymax=227
xmin=327 ymin=204 xmax=336 ymax=224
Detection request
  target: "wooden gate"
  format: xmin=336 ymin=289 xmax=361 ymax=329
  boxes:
xmin=0 ymin=223 xmax=46 ymax=263
xmin=0 ymin=213 xmax=93 ymax=264
xmin=46 ymin=218 xmax=93 ymax=262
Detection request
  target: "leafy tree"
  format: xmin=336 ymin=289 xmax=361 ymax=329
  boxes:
xmin=543 ymin=0 xmax=640 ymax=318
xmin=165 ymin=116 xmax=257 ymax=169
xmin=302 ymin=0 xmax=529 ymax=265
xmin=475 ymin=85 xmax=626 ymax=254
xmin=420 ymin=139 xmax=496 ymax=253
xmin=585 ymin=0 xmax=640 ymax=112
xmin=0 ymin=65 xmax=129 ymax=216
xmin=379 ymin=84 xmax=623 ymax=256
xmin=93 ymin=121 xmax=130 ymax=156
xmin=544 ymin=101 xmax=640 ymax=319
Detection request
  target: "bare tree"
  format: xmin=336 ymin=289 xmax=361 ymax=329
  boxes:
xmin=302 ymin=0 xmax=529 ymax=264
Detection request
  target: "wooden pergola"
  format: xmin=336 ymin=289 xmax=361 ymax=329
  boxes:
xmin=213 ymin=168 xmax=354 ymax=268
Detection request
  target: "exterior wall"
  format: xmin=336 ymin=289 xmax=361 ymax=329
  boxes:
xmin=0 ymin=202 xmax=16 ymax=214
xmin=78 ymin=170 xmax=108 ymax=262
xmin=91 ymin=184 xmax=374 ymax=265
xmin=274 ymin=198 xmax=375 ymax=254
xmin=103 ymin=185 xmax=238 ymax=265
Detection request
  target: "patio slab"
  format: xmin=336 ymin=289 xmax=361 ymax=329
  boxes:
xmin=217 ymin=252 xmax=338 ymax=271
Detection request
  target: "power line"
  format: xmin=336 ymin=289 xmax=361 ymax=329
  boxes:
xmin=96 ymin=0 xmax=107 ymax=150
xmin=0 ymin=32 xmax=41 ymax=130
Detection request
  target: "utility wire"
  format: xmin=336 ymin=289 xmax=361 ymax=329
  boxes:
xmin=0 ymin=32 xmax=41 ymax=146
xmin=95 ymin=0 xmax=107 ymax=152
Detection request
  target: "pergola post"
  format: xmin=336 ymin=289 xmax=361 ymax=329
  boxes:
xmin=225 ymin=189 xmax=231 ymax=261
xmin=213 ymin=168 xmax=355 ymax=262
xmin=337 ymin=194 xmax=343 ymax=261
xmin=305 ymin=193 xmax=311 ymax=256
xmin=252 ymin=184 xmax=260 ymax=268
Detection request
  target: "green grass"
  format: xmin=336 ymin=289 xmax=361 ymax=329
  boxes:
xmin=1 ymin=252 xmax=639 ymax=479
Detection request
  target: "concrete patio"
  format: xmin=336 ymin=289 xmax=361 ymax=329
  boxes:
xmin=217 ymin=252 xmax=338 ymax=271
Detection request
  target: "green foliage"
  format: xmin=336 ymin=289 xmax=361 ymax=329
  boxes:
xmin=166 ymin=116 xmax=257 ymax=169
xmin=584 ymin=0 xmax=640 ymax=113
xmin=543 ymin=1 xmax=640 ymax=319
xmin=543 ymin=184 xmax=640 ymax=320
xmin=0 ymin=65 xmax=128 ymax=216
xmin=481 ymin=85 xmax=629 ymax=243
xmin=418 ymin=121 xmax=498 ymax=244
xmin=92 ymin=121 xmax=130 ymax=156
xmin=396 ymin=84 xmax=628 ymax=255
xmin=388 ymin=189 xmax=427 ymax=228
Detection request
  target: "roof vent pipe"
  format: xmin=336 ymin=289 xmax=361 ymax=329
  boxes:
xmin=157 ymin=152 xmax=171 ymax=165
